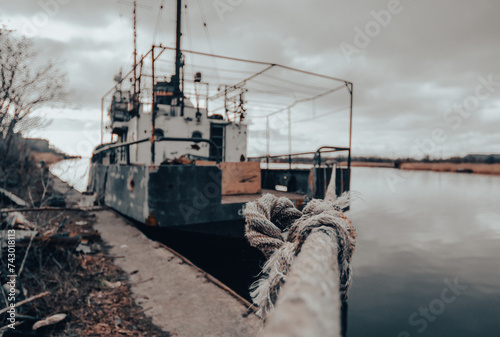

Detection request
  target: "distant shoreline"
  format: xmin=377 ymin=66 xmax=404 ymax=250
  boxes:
xmin=399 ymin=162 xmax=500 ymax=175
xmin=342 ymin=161 xmax=500 ymax=176
xmin=339 ymin=161 xmax=395 ymax=168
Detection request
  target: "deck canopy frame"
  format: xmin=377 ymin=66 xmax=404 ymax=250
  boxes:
xmin=100 ymin=45 xmax=353 ymax=170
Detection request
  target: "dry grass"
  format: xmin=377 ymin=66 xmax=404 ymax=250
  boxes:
xmin=0 ymin=210 xmax=170 ymax=336
xmin=31 ymin=152 xmax=66 ymax=166
xmin=400 ymin=162 xmax=500 ymax=175
xmin=338 ymin=161 xmax=395 ymax=168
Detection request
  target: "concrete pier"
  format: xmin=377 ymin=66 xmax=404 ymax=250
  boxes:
xmin=94 ymin=210 xmax=261 ymax=337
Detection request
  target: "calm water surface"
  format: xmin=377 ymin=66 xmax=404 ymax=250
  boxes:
xmin=51 ymin=161 xmax=500 ymax=336
xmin=50 ymin=158 xmax=90 ymax=192
xmin=348 ymin=167 xmax=500 ymax=337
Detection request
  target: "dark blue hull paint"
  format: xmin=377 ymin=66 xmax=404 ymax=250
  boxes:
xmin=89 ymin=164 xmax=246 ymax=235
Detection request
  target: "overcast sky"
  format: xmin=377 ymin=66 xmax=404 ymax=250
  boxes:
xmin=2 ymin=0 xmax=499 ymax=159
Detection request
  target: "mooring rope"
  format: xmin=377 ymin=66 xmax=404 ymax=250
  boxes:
xmin=243 ymin=193 xmax=356 ymax=318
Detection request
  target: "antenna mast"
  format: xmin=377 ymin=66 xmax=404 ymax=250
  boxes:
xmin=174 ymin=0 xmax=183 ymax=96
xmin=133 ymin=0 xmax=138 ymax=94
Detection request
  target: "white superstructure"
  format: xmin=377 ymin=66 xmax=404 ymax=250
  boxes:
xmin=108 ymin=84 xmax=247 ymax=165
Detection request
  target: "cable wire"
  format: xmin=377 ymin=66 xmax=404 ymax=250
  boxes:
xmin=153 ymin=0 xmax=166 ymax=45
xmin=197 ymin=0 xmax=221 ymax=84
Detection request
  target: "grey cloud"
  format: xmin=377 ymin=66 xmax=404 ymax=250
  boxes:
xmin=1 ymin=0 xmax=499 ymax=157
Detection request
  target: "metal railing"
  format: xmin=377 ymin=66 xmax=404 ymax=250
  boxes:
xmin=248 ymin=146 xmax=351 ymax=171
xmin=92 ymin=137 xmax=222 ymax=165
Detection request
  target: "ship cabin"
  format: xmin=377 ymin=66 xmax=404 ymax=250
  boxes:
xmin=102 ymin=79 xmax=246 ymax=166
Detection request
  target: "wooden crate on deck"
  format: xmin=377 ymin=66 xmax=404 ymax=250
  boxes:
xmin=219 ymin=162 xmax=261 ymax=196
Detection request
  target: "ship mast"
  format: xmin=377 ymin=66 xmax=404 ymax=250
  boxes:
xmin=173 ymin=0 xmax=183 ymax=97
xmin=133 ymin=0 xmax=138 ymax=94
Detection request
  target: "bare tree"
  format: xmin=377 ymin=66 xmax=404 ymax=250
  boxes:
xmin=0 ymin=27 xmax=67 ymax=139
xmin=0 ymin=27 xmax=67 ymax=201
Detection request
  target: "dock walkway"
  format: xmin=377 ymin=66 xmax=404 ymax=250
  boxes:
xmin=94 ymin=210 xmax=261 ymax=337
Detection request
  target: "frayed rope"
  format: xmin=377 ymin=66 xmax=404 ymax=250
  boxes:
xmin=243 ymin=192 xmax=357 ymax=318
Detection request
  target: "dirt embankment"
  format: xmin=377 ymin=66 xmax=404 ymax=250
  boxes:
xmin=399 ymin=162 xmax=500 ymax=175
xmin=0 ymin=177 xmax=170 ymax=336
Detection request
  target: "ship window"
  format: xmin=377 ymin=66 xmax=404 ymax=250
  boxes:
xmin=157 ymin=96 xmax=172 ymax=105
xmin=192 ymin=131 xmax=202 ymax=142
xmin=154 ymin=129 xmax=164 ymax=138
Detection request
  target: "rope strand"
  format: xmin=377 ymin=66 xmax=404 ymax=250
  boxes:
xmin=244 ymin=192 xmax=356 ymax=318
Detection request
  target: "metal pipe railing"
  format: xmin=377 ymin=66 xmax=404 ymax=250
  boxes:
xmin=249 ymin=146 xmax=351 ymax=170
xmin=92 ymin=137 xmax=222 ymax=164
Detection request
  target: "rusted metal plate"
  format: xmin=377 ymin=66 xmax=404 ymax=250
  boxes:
xmin=335 ymin=168 xmax=350 ymax=197
xmin=104 ymin=165 xmax=150 ymax=223
xmin=148 ymin=165 xmax=248 ymax=227
xmin=261 ymin=169 xmax=310 ymax=195
xmin=93 ymin=164 xmax=246 ymax=231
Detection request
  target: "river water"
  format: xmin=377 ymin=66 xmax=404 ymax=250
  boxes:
xmin=51 ymin=161 xmax=500 ymax=336
xmin=50 ymin=158 xmax=91 ymax=192
xmin=348 ymin=167 xmax=500 ymax=337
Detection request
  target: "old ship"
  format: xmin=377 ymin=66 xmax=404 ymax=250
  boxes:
xmin=87 ymin=0 xmax=353 ymax=237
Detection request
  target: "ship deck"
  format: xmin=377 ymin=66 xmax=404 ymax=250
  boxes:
xmin=221 ymin=189 xmax=306 ymax=204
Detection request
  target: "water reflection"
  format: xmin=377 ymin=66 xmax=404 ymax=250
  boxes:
xmin=348 ymin=167 xmax=500 ymax=337
xmin=50 ymin=158 xmax=90 ymax=192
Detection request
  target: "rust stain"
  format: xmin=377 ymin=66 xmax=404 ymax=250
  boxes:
xmin=295 ymin=199 xmax=304 ymax=210
xmin=308 ymin=170 xmax=315 ymax=195
xmin=145 ymin=211 xmax=159 ymax=226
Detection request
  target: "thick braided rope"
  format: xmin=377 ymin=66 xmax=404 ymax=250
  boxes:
xmin=244 ymin=194 xmax=302 ymax=258
xmin=244 ymin=192 xmax=356 ymax=317
xmin=244 ymin=194 xmax=303 ymax=317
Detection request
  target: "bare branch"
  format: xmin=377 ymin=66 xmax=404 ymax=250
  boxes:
xmin=0 ymin=27 xmax=68 ymax=138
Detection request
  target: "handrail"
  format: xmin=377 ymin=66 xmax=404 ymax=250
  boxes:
xmin=157 ymin=137 xmax=222 ymax=164
xmin=92 ymin=136 xmax=222 ymax=164
xmin=248 ymin=146 xmax=351 ymax=170
xmin=314 ymin=146 xmax=352 ymax=171
xmin=93 ymin=138 xmax=150 ymax=155
xmin=248 ymin=147 xmax=350 ymax=160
